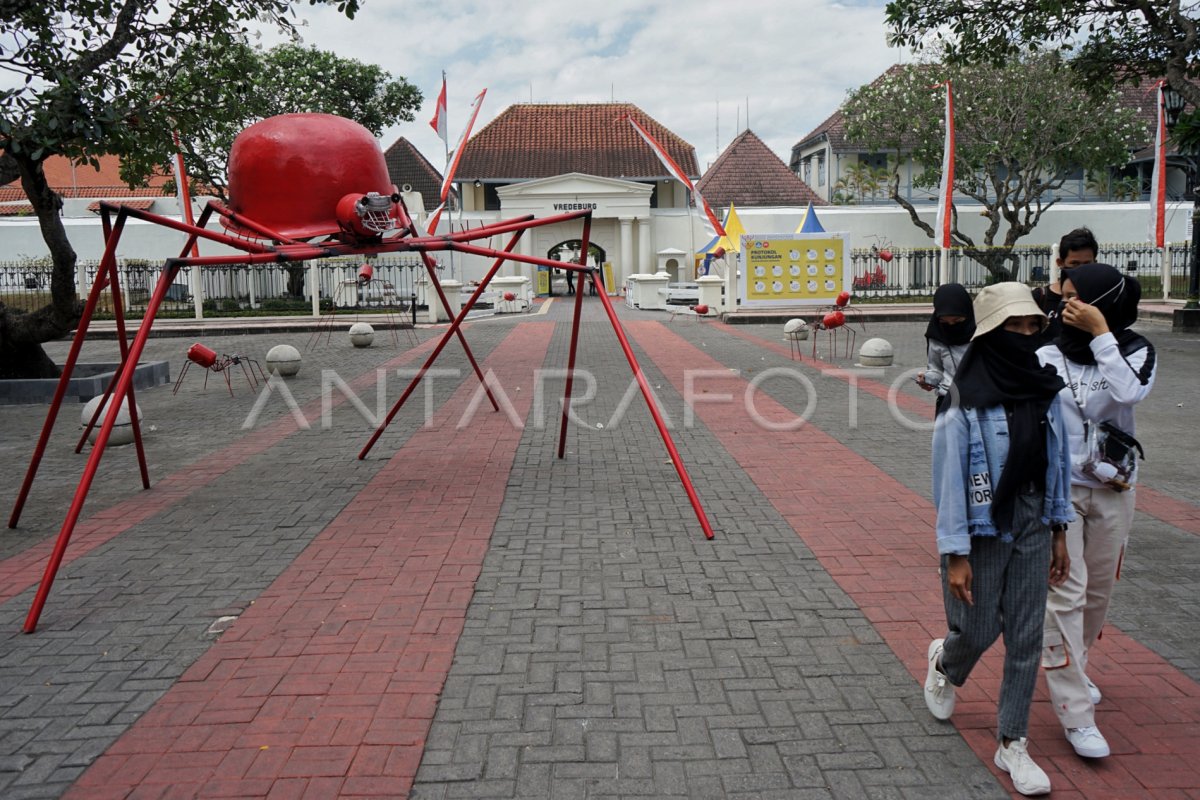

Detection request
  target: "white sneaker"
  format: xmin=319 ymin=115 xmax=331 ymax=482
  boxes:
xmin=1066 ymin=725 xmax=1110 ymax=758
xmin=994 ymin=738 xmax=1051 ymax=796
xmin=923 ymin=638 xmax=955 ymax=720
xmin=1085 ymin=675 xmax=1102 ymax=705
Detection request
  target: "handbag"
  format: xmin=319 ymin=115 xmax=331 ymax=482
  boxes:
xmin=1064 ymin=359 xmax=1144 ymax=491
xmin=1080 ymin=419 xmax=1143 ymax=491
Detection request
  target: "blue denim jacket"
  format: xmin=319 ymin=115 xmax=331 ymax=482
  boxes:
xmin=931 ymin=398 xmax=1075 ymax=556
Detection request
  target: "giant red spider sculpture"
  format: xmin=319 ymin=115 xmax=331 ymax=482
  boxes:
xmin=9 ymin=113 xmax=715 ymax=633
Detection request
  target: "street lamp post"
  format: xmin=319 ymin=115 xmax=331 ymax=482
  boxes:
xmin=1162 ymin=84 xmax=1200 ymax=321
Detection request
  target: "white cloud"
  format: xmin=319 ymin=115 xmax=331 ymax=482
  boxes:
xmin=263 ymin=0 xmax=905 ymax=172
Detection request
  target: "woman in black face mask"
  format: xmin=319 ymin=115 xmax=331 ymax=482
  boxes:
xmin=919 ymin=283 xmax=976 ymax=413
xmin=1037 ymin=263 xmax=1156 ymax=761
xmin=925 ymin=282 xmax=1073 ymax=797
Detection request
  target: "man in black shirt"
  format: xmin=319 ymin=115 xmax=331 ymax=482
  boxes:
xmin=1034 ymin=228 xmax=1099 ymax=340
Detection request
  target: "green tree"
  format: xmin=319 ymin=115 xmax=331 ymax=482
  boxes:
xmin=0 ymin=0 xmax=362 ymax=379
xmin=842 ymin=54 xmax=1142 ymax=278
xmin=1086 ymin=170 xmax=1143 ymax=202
xmin=122 ymin=42 xmax=422 ymax=202
xmin=832 ymin=160 xmax=894 ymax=205
xmin=884 ymin=0 xmax=1200 ymax=109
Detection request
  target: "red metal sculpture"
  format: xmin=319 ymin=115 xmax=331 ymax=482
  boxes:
xmin=171 ymin=343 xmax=266 ymax=397
xmin=8 ymin=113 xmax=715 ymax=632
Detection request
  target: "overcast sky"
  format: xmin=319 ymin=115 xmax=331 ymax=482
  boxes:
xmin=269 ymin=0 xmax=908 ymax=173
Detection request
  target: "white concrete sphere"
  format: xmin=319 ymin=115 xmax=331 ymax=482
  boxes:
xmin=81 ymin=395 xmax=141 ymax=446
xmin=266 ymin=344 xmax=302 ymax=376
xmin=349 ymin=322 xmax=375 ymax=348
xmin=783 ymin=318 xmax=809 ymax=341
xmin=858 ymin=337 xmax=895 ymax=367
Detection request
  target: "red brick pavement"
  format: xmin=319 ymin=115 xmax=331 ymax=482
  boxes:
xmin=0 ymin=338 xmax=441 ymax=607
xmin=721 ymin=324 xmax=1200 ymax=538
xmin=629 ymin=320 xmax=1200 ymax=800
xmin=65 ymin=324 xmax=551 ymax=800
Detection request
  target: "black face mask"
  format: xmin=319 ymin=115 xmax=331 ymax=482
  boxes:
xmin=998 ymin=329 xmax=1043 ymax=354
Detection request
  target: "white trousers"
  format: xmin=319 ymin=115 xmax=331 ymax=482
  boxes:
xmin=1043 ymin=484 xmax=1135 ymax=729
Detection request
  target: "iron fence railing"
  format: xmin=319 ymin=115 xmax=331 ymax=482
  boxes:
xmin=1 ymin=242 xmax=1193 ymax=313
xmin=0 ymin=257 xmax=422 ymax=321
xmin=846 ymin=241 xmax=1193 ymax=298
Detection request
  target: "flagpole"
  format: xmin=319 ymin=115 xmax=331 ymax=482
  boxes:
xmin=934 ymin=81 xmax=955 ymax=288
xmin=1150 ymin=81 xmax=1168 ymax=300
xmin=442 ymin=72 xmax=457 ymax=280
xmin=1161 ymin=246 xmax=1169 ymax=301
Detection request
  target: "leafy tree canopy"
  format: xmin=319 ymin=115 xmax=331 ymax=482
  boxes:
xmin=2 ymin=1 xmax=362 ymax=166
xmin=885 ymin=0 xmax=1200 ymax=108
xmin=842 ymin=53 xmax=1142 ymax=275
xmin=0 ymin=0 xmax=365 ymax=378
xmin=122 ymin=42 xmax=422 ymax=200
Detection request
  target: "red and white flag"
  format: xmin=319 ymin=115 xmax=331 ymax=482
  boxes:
xmin=934 ymin=81 xmax=955 ymax=250
xmin=1149 ymin=81 xmax=1167 ymax=248
xmin=427 ymin=88 xmax=487 ymax=234
xmin=625 ymin=115 xmax=726 ymax=238
xmin=429 ymin=74 xmax=448 ymax=146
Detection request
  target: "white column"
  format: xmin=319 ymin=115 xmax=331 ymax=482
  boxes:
xmin=637 ymin=218 xmax=652 ymax=277
xmin=191 ymin=265 xmax=203 ymax=319
xmin=898 ymin=251 xmax=912 ymax=290
xmin=619 ymin=217 xmax=634 ymax=294
xmin=439 ymin=279 xmax=462 ymax=322
xmin=517 ymin=225 xmax=533 ymax=281
xmin=310 ymin=261 xmax=320 ymax=317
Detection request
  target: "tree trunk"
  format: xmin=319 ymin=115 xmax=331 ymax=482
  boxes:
xmin=0 ymin=156 xmax=83 ymax=379
xmin=0 ymin=307 xmax=61 ymax=379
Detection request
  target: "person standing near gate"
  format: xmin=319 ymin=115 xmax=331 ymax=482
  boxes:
xmin=1037 ymin=263 xmax=1156 ymax=760
xmin=1033 ymin=227 xmax=1099 ymax=340
xmin=924 ymin=282 xmax=1073 ymax=797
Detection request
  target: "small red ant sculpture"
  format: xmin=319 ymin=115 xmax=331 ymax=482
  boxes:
xmin=171 ymin=343 xmax=265 ymax=397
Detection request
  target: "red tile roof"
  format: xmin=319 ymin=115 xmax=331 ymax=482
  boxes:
xmin=791 ymin=65 xmax=912 ymax=161
xmin=1 ymin=154 xmax=172 ymax=201
xmin=383 ymin=137 xmax=444 ymax=209
xmin=456 ymin=103 xmax=699 ymax=181
xmin=0 ymin=203 xmax=35 ymax=216
xmin=86 ymin=199 xmax=157 ymax=214
xmin=697 ymin=130 xmax=826 ymax=208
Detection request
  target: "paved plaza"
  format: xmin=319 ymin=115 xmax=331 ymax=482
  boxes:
xmin=1 ymin=298 xmax=1198 ymax=799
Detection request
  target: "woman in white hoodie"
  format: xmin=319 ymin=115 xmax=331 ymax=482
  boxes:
xmin=1037 ymin=262 xmax=1156 ymax=760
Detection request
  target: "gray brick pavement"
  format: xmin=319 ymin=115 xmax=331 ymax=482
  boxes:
xmin=409 ymin=308 xmax=1008 ymax=800
xmin=0 ymin=325 xmax=506 ymax=798
xmin=1 ymin=300 xmax=1197 ymax=798
xmin=721 ymin=318 xmax=1200 ymax=683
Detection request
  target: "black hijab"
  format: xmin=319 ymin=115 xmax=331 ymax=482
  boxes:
xmin=1057 ymin=263 xmax=1146 ymax=365
xmin=925 ymin=283 xmax=976 ymax=346
xmin=949 ymin=326 xmax=1065 ymax=532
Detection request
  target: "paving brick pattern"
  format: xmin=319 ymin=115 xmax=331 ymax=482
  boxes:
xmin=0 ymin=325 xmax=502 ymax=799
xmin=410 ymin=309 xmax=1007 ymax=800
xmin=0 ymin=300 xmax=1197 ymax=799
xmin=63 ymin=323 xmax=553 ymax=799
xmin=721 ymin=320 xmax=1200 ymax=685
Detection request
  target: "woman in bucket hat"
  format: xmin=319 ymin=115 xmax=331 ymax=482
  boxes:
xmin=925 ymin=282 xmax=1074 ymax=796
xmin=1037 ymin=263 xmax=1156 ymax=760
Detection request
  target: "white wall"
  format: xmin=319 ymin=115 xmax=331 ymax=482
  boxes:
xmin=728 ymin=201 xmax=1193 ymax=251
xmin=4 ymin=198 xmax=1191 ymax=286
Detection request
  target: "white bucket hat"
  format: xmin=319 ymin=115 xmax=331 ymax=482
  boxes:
xmin=971 ymin=282 xmax=1047 ymax=340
